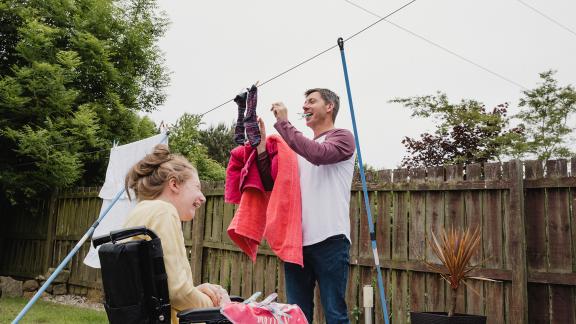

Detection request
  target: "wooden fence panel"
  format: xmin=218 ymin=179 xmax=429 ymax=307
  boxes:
xmin=379 ymin=268 xmax=393 ymax=324
xmin=546 ymin=160 xmax=572 ymax=272
xmin=203 ymin=197 xmax=214 ymax=241
xmin=507 ymin=161 xmax=528 ymax=323
xmin=229 ymin=252 xmax=242 ymax=297
xmin=445 ymin=165 xmax=467 ymax=314
xmin=374 ymin=187 xmax=392 ymax=324
xmin=464 ymin=163 xmax=485 ymax=317
xmin=550 ymin=284 xmax=576 ymax=324
xmin=252 ymin=256 xmax=265 ymax=296
xmin=376 ymin=190 xmax=392 ymax=262
xmin=408 ymin=270 xmax=425 ymax=318
xmin=425 ymin=166 xmax=446 ymax=314
xmin=219 ymin=249 xmax=231 ymax=291
xmin=222 ymin=202 xmax=235 ymax=246
xmin=408 ymin=169 xmax=426 ymax=262
xmin=545 ymin=160 xmax=576 ymax=324
xmin=528 ymin=284 xmax=550 ymax=324
xmin=349 ymin=190 xmax=361 ymax=266
xmin=240 ymin=252 xmax=254 ymax=298
xmin=0 ymin=239 xmax=46 ymax=278
xmin=525 ymin=161 xmax=547 ymax=272
xmin=392 ymin=168 xmax=409 ymax=263
xmin=484 ymin=163 xmax=505 ymax=323
xmin=0 ymin=198 xmax=49 ymax=277
xmin=188 ymin=200 xmax=206 ymax=285
xmin=408 ymin=168 xmax=426 ymax=320
xmin=346 ymin=264 xmax=360 ymax=323
xmin=391 ymin=269 xmax=408 ymax=324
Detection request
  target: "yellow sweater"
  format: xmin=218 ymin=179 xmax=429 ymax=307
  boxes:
xmin=124 ymin=200 xmax=213 ymax=323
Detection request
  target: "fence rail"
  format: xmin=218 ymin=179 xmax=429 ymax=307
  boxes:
xmin=1 ymin=159 xmax=575 ymax=323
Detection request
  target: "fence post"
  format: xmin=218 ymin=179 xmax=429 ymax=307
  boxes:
xmin=508 ymin=160 xmax=528 ymax=323
xmin=43 ymin=189 xmax=58 ymax=273
xmin=189 ymin=196 xmax=207 ymax=285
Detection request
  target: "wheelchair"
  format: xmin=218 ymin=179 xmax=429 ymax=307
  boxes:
xmin=92 ymin=226 xmax=241 ymax=324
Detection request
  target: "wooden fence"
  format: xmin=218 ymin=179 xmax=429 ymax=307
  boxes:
xmin=1 ymin=159 xmax=575 ymax=323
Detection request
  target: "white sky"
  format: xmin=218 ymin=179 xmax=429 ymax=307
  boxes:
xmin=147 ymin=0 xmax=576 ymax=169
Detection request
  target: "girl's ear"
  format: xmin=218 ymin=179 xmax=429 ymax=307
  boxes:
xmin=167 ymin=177 xmax=180 ymax=194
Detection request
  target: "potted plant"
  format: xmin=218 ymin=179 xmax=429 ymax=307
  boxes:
xmin=410 ymin=226 xmax=489 ymax=324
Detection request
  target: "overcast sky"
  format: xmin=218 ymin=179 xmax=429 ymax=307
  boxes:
xmin=147 ymin=0 xmax=576 ymax=169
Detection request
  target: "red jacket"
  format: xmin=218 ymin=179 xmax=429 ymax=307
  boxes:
xmin=225 ymin=135 xmax=303 ymax=266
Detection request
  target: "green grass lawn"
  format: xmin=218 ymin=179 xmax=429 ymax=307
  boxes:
xmin=0 ymin=297 xmax=108 ymax=323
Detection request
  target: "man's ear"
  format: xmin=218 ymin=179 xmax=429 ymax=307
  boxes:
xmin=326 ymin=102 xmax=334 ymax=113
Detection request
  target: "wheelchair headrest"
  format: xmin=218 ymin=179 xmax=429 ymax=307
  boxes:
xmin=92 ymin=226 xmax=159 ymax=248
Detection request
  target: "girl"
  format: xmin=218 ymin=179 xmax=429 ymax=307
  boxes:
xmin=124 ymin=144 xmax=228 ymax=323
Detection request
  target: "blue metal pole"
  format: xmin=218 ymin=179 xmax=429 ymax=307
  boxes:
xmin=337 ymin=37 xmax=390 ymax=324
xmin=12 ymin=133 xmax=169 ymax=323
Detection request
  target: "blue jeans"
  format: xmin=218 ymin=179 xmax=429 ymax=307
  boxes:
xmin=284 ymin=235 xmax=350 ymax=324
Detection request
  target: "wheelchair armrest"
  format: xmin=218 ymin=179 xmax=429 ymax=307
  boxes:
xmin=177 ymin=307 xmax=225 ymax=323
xmin=230 ymin=296 xmax=244 ymax=302
xmin=176 ymin=296 xmax=243 ymax=324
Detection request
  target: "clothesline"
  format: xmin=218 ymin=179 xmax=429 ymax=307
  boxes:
xmin=198 ymin=0 xmax=418 ymax=118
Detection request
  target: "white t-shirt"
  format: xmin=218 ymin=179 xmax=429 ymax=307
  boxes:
xmin=298 ymin=135 xmax=355 ymax=245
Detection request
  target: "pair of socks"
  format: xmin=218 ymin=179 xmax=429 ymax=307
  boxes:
xmin=233 ymin=85 xmax=260 ymax=147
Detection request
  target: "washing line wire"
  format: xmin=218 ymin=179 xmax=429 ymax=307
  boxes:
xmin=341 ymin=0 xmax=417 ymax=42
xmin=344 ymin=0 xmax=529 ymax=90
xmin=199 ymin=0 xmax=418 ymax=117
xmin=515 ymin=0 xmax=576 ymax=38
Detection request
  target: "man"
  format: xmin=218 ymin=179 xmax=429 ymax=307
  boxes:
xmin=256 ymin=88 xmax=356 ymax=323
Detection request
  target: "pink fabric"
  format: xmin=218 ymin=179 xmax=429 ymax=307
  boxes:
xmin=221 ymin=301 xmax=308 ymax=324
xmin=226 ymin=188 xmax=270 ymax=259
xmin=225 ymin=140 xmax=278 ymax=204
xmin=225 ymin=135 xmax=303 ymax=266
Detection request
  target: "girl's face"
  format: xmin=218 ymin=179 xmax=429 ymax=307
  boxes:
xmin=172 ymin=171 xmax=206 ymax=222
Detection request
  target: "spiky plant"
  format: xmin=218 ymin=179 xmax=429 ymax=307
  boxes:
xmin=426 ymin=226 xmax=482 ymax=317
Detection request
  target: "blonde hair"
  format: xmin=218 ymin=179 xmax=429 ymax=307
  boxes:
xmin=125 ymin=144 xmax=196 ymax=201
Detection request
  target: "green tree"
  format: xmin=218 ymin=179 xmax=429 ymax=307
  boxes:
xmin=199 ymin=122 xmax=236 ymax=167
xmin=0 ymin=0 xmax=168 ymax=204
xmin=169 ymin=114 xmax=226 ymax=181
xmin=513 ymin=70 xmax=576 ymax=160
xmin=391 ymin=93 xmax=523 ymax=168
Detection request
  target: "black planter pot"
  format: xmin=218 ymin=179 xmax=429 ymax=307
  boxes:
xmin=410 ymin=312 xmax=486 ymax=324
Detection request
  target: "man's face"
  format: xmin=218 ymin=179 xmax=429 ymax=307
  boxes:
xmin=302 ymin=91 xmax=333 ymax=128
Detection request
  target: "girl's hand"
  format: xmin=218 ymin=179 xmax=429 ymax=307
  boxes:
xmin=197 ymin=283 xmax=227 ymax=306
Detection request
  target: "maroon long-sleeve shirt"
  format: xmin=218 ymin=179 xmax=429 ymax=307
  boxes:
xmin=256 ymin=120 xmax=355 ymax=190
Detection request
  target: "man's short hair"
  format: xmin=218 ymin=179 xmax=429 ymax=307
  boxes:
xmin=305 ymin=88 xmax=340 ymax=123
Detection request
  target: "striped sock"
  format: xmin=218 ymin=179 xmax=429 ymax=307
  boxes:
xmin=233 ymin=92 xmax=247 ymax=145
xmin=244 ymin=85 xmax=261 ymax=147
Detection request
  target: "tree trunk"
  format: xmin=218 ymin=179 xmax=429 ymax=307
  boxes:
xmin=448 ymin=288 xmax=457 ymax=316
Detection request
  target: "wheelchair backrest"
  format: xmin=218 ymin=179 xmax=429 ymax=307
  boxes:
xmin=95 ymin=227 xmax=171 ymax=324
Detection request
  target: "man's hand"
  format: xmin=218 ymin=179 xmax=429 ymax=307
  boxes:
xmin=256 ymin=117 xmax=266 ymax=154
xmin=271 ymin=102 xmax=288 ymax=122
